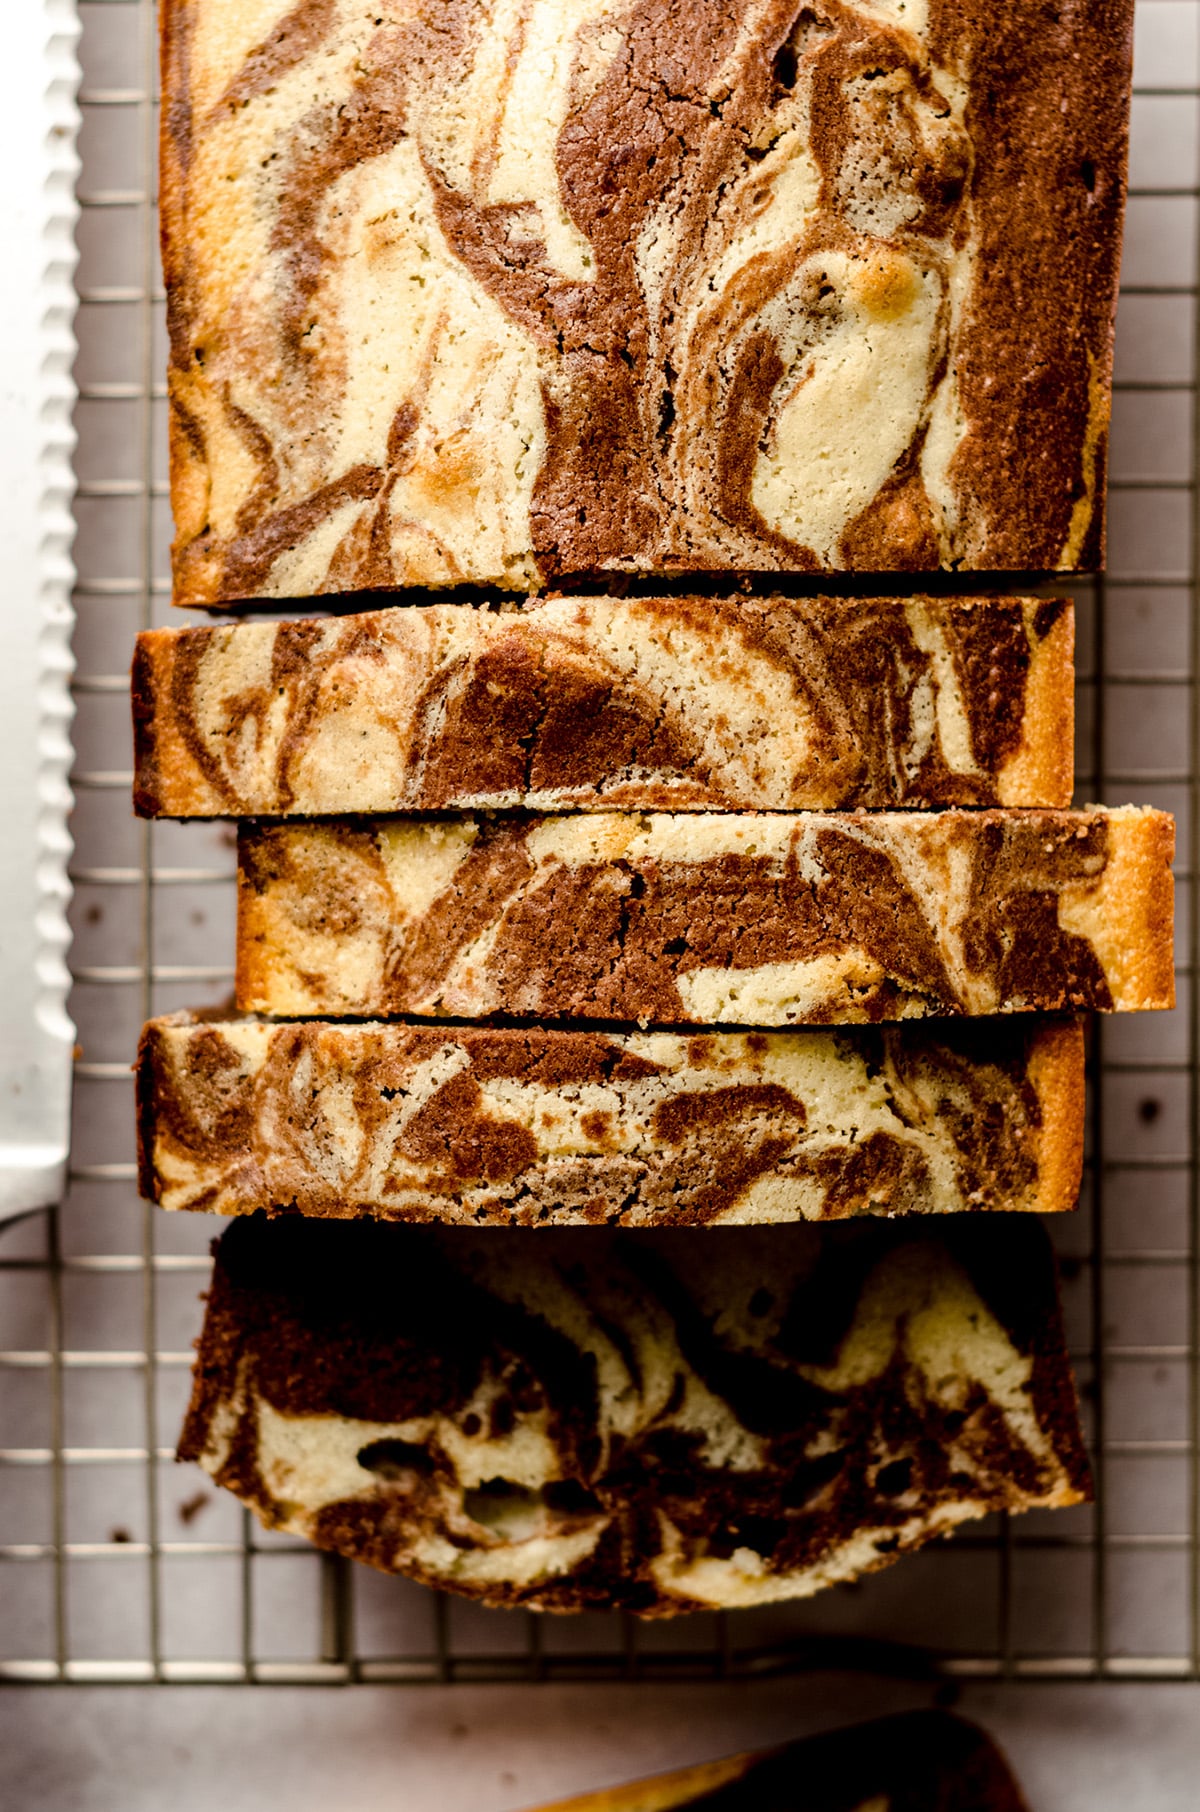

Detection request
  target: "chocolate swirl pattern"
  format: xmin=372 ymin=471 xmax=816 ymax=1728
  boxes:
xmin=137 ymin=1014 xmax=1083 ymax=1223
xmin=161 ymin=0 xmax=1131 ymax=603
xmin=235 ymin=807 xmax=1175 ymax=1024
xmin=178 ymin=1214 xmax=1090 ymax=1613
xmin=133 ymin=594 xmax=1074 ymax=816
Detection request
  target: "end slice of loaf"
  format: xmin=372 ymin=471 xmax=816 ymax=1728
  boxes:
xmin=236 ymin=807 xmax=1175 ymax=1023
xmin=178 ymin=1214 xmax=1091 ymax=1615
xmin=132 ymin=595 xmax=1074 ymax=816
xmin=137 ymin=1014 xmax=1084 ymax=1224
xmin=162 ymin=0 xmax=1131 ymax=599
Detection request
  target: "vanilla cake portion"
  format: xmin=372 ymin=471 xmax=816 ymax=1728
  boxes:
xmin=237 ymin=807 xmax=1175 ymax=1024
xmin=137 ymin=1014 xmax=1084 ymax=1223
xmin=527 ymin=1712 xmax=1030 ymax=1812
xmin=162 ymin=0 xmax=1132 ymax=605
xmin=133 ymin=595 xmax=1074 ymax=816
xmin=178 ymin=1215 xmax=1090 ymax=1614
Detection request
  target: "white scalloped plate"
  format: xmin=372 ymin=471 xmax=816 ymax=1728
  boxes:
xmin=0 ymin=0 xmax=78 ymax=1220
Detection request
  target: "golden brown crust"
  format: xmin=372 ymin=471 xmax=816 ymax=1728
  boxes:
xmin=1059 ymin=807 xmax=1177 ymax=1011
xmin=1058 ymin=811 xmax=1181 ymax=1021
xmin=996 ymin=602 xmax=1075 ymax=810
xmin=1024 ymin=1018 xmax=1087 ymax=1219
xmin=159 ymin=0 xmax=216 ymax=596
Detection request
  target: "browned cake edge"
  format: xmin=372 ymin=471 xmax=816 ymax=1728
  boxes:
xmin=1085 ymin=807 xmax=1177 ymax=1011
xmin=159 ymin=0 xmax=205 ymax=593
xmin=130 ymin=627 xmax=179 ymax=819
xmin=1001 ymin=602 xmax=1075 ymax=809
xmin=1025 ymin=1017 xmax=1086 ymax=1216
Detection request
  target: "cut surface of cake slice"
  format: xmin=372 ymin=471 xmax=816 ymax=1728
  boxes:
xmin=162 ymin=0 xmax=1131 ymax=604
xmin=525 ymin=1711 xmax=1031 ymax=1812
xmin=177 ymin=1214 xmax=1091 ymax=1614
xmin=138 ymin=1014 xmax=1084 ymax=1224
xmin=236 ymin=807 xmax=1174 ymax=1023
xmin=132 ymin=595 xmax=1075 ymax=816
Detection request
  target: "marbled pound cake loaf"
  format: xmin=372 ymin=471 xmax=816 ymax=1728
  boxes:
xmin=161 ymin=0 xmax=1131 ymax=605
xmin=236 ymin=808 xmax=1174 ymax=1024
xmin=132 ymin=595 xmax=1074 ymax=816
xmin=137 ymin=1014 xmax=1083 ymax=1223
xmin=178 ymin=1215 xmax=1090 ymax=1614
xmin=527 ymin=1712 xmax=1030 ymax=1812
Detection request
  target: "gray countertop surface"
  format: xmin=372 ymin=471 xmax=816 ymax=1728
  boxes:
xmin=5 ymin=1677 xmax=1200 ymax=1812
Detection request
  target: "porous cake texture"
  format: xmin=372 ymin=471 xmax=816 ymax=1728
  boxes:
xmin=178 ymin=1214 xmax=1091 ymax=1614
xmin=236 ymin=807 xmax=1175 ymax=1024
xmin=162 ymin=0 xmax=1131 ymax=604
xmin=137 ymin=1014 xmax=1084 ymax=1224
xmin=132 ymin=595 xmax=1075 ymax=817
xmin=527 ymin=1712 xmax=1030 ymax=1812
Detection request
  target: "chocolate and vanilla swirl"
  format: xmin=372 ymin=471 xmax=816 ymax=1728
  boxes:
xmin=162 ymin=0 xmax=1131 ymax=602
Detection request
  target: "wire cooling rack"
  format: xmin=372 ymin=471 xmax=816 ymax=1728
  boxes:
xmin=1 ymin=0 xmax=1198 ymax=1685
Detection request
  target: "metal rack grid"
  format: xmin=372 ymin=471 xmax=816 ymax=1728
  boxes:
xmin=1 ymin=0 xmax=1198 ymax=1684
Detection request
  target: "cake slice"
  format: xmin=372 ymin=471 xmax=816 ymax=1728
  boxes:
xmin=132 ymin=595 xmax=1074 ymax=816
xmin=526 ymin=1712 xmax=1031 ymax=1812
xmin=162 ymin=0 xmax=1131 ymax=604
xmin=137 ymin=1014 xmax=1083 ymax=1224
xmin=177 ymin=1214 xmax=1091 ymax=1614
xmin=236 ymin=807 xmax=1174 ymax=1024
